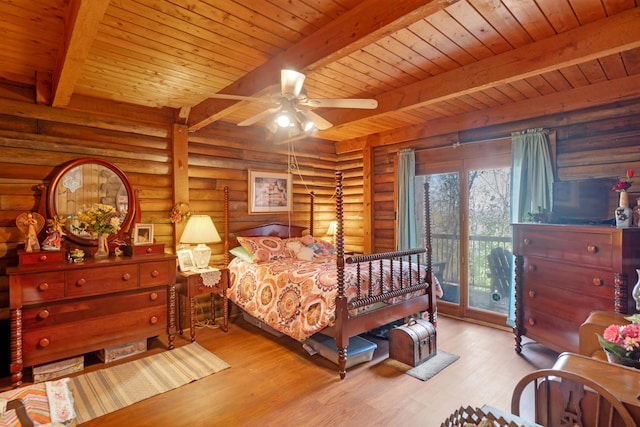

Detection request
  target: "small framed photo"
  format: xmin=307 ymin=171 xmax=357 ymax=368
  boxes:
xmin=248 ymin=169 xmax=291 ymax=214
xmin=177 ymin=249 xmax=195 ymax=271
xmin=133 ymin=223 xmax=154 ymax=245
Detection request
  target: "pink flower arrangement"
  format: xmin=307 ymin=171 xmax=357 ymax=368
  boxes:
xmin=612 ymin=169 xmax=634 ymax=192
xmin=169 ymin=202 xmax=191 ymax=224
xmin=598 ymin=318 xmax=640 ymax=360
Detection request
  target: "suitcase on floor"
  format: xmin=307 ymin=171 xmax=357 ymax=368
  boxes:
xmin=389 ymin=318 xmax=436 ymax=367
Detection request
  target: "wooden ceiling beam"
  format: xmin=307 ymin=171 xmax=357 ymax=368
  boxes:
xmin=336 ymin=73 xmax=640 ymax=153
xmin=187 ymin=0 xmax=458 ymax=131
xmin=325 ymin=7 xmax=640 ymax=134
xmin=51 ymin=0 xmax=109 ymax=107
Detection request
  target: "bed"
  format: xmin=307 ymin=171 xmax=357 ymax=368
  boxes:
xmin=223 ymin=171 xmax=442 ymax=379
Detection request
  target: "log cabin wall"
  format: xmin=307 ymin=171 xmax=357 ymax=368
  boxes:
xmin=0 ymin=85 xmax=338 ymax=312
xmin=365 ymin=98 xmax=640 ymax=253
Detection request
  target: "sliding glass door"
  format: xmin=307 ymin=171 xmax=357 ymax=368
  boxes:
xmin=415 ymin=141 xmax=512 ymax=326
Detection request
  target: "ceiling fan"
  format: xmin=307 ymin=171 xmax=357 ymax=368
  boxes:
xmin=208 ymin=69 xmax=378 ymax=134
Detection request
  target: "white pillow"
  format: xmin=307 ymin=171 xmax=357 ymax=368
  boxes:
xmin=296 ymin=246 xmax=315 ymax=261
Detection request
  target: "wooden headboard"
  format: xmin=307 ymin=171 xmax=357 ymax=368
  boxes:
xmin=235 ymin=222 xmax=308 ymax=239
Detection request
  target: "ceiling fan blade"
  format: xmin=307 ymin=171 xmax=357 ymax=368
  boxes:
xmin=208 ymin=93 xmax=276 ymax=105
xmin=300 ymin=98 xmax=378 ymax=109
xmin=238 ymin=107 xmax=281 ymax=126
xmin=281 ymin=69 xmax=305 ymax=98
xmin=303 ymin=110 xmax=333 ymax=130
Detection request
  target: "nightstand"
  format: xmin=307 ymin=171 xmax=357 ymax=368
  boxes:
xmin=177 ymin=267 xmax=229 ymax=341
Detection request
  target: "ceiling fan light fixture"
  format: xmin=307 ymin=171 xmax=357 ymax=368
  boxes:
xmin=295 ymin=111 xmax=315 ymax=132
xmin=276 ymin=112 xmax=290 ymax=128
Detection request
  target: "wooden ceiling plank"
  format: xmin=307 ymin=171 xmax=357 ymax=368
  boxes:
xmin=501 ymin=0 xmax=556 ymax=41
xmin=558 ymin=65 xmax=591 ymax=88
xmin=408 ymin=18 xmax=477 ymax=66
xmin=427 ymin=7 xmax=495 ymax=60
xmin=377 ymin=34 xmax=441 ymax=78
xmin=361 ymin=42 xmax=430 ymax=83
xmin=467 ymin=0 xmax=534 ymax=49
xmin=599 ymin=53 xmax=630 ymax=80
xmin=52 ymin=0 xmax=110 ymax=107
xmin=577 ymin=59 xmax=609 ymax=84
xmin=539 ymin=70 xmax=572 ymax=92
xmin=445 ymin=1 xmax=513 ymax=55
xmin=392 ymin=28 xmax=457 ymax=74
xmin=188 ymin=0 xmax=460 ymax=131
xmin=621 ymin=48 xmax=640 ymax=75
xmin=317 ymin=8 xmax=640 ymax=129
xmin=567 ymin=0 xmax=607 ymax=24
xmin=535 ymin=0 xmax=581 ymax=33
xmin=493 ymin=83 xmax=527 ymax=103
xmin=602 ymin=0 xmax=637 ymax=15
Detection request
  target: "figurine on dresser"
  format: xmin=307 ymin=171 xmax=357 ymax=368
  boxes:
xmin=16 ymin=212 xmax=45 ymax=252
xmin=41 ymin=215 xmax=65 ymax=251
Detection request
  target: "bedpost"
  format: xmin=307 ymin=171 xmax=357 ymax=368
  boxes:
xmin=224 ymin=186 xmax=230 ymax=267
xmin=309 ymin=191 xmax=315 ymax=236
xmin=334 ymin=171 xmax=348 ymax=379
xmin=423 ymin=178 xmax=436 ymax=325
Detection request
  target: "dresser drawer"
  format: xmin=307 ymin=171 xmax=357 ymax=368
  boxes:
xmin=522 ymin=258 xmax=615 ymax=300
xmin=18 ymin=250 xmax=65 ymax=265
xmin=21 ymin=288 xmax=167 ymax=329
xmin=139 ymin=260 xmax=172 ymax=287
xmin=15 ymin=272 xmax=66 ymax=303
xmin=22 ymin=305 xmax=167 ymax=367
xmin=66 ymin=264 xmax=139 ymax=297
xmin=515 ymin=226 xmax=613 ymax=268
xmin=522 ymin=306 xmax=580 ymax=353
xmin=522 ymin=281 xmax=613 ymax=325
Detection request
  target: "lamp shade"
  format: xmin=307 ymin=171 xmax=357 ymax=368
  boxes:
xmin=180 ymin=215 xmax=221 ymax=269
xmin=325 ymin=220 xmax=337 ymax=237
xmin=180 ymin=215 xmax=221 ymax=244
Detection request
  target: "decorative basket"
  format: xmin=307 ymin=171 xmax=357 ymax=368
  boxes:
xmin=440 ymin=406 xmax=524 ymax=427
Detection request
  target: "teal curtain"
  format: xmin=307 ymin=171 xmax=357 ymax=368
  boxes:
xmin=396 ymin=148 xmax=417 ymax=250
xmin=507 ymin=128 xmax=554 ymax=327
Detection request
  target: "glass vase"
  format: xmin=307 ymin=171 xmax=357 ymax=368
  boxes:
xmin=633 ymin=197 xmax=640 ymax=227
xmin=94 ymin=233 xmax=109 ymax=258
xmin=633 ymin=268 xmax=640 ymax=312
xmin=615 ymin=191 xmax=632 ymax=228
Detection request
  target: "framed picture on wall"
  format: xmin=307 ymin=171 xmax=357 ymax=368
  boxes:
xmin=133 ymin=223 xmax=154 ymax=245
xmin=248 ymin=170 xmax=291 ymax=213
xmin=177 ymin=249 xmax=195 ymax=271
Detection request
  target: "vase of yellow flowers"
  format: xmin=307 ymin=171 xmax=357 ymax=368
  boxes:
xmin=612 ymin=169 xmax=633 ymax=228
xmin=76 ymin=203 xmax=122 ymax=258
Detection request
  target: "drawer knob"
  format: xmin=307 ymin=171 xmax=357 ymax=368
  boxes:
xmin=587 ymin=245 xmax=598 ymax=253
xmin=528 ymin=290 xmax=536 ymax=298
xmin=38 ymin=309 xmax=50 ymax=319
xmin=527 ymin=264 xmax=536 ymax=272
xmin=39 ymin=338 xmax=50 ymax=348
xmin=149 ymin=292 xmax=158 ymax=301
xmin=76 ymin=278 xmax=86 ymax=286
xmin=528 ymin=318 xmax=536 ymax=326
xmin=151 ymin=269 xmax=160 ymax=278
xmin=592 ymin=277 xmax=604 ymax=286
xmin=38 ymin=255 xmax=48 ymax=262
xmin=122 ymin=273 xmax=132 ymax=281
xmin=146 ymin=247 xmax=154 ymax=254
xmin=149 ymin=316 xmax=158 ymax=325
xmin=38 ymin=282 xmax=49 ymax=291
xmin=523 ymin=238 xmax=532 ymax=245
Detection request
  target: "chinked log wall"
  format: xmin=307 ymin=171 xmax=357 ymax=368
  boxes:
xmin=369 ymin=98 xmax=640 ymax=253
xmin=0 ymin=88 xmax=339 ymax=314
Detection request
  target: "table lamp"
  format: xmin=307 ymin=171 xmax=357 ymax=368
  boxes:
xmin=180 ymin=215 xmax=221 ymax=268
xmin=325 ymin=220 xmax=337 ymax=246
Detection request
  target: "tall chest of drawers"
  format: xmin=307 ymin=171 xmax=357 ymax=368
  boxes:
xmin=512 ymin=223 xmax=640 ymax=354
xmin=7 ymin=252 xmax=177 ymax=388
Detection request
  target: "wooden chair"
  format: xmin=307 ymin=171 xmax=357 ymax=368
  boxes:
xmin=487 ymin=247 xmax=512 ymax=299
xmin=511 ymin=368 xmax=636 ymax=427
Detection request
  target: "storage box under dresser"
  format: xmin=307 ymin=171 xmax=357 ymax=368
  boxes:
xmin=512 ymin=223 xmax=640 ymax=354
xmin=7 ymin=252 xmax=177 ymax=388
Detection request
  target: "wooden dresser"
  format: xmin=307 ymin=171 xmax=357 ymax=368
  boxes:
xmin=7 ymin=251 xmax=177 ymax=388
xmin=512 ymin=223 xmax=640 ymax=354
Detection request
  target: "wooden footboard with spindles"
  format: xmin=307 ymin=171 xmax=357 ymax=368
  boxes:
xmin=223 ymin=171 xmax=438 ymax=379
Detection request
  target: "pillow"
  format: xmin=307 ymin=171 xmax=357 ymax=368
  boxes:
xmin=284 ymin=239 xmax=303 ymax=258
xmin=229 ymin=246 xmax=253 ymax=263
xmin=296 ymin=246 xmax=315 ymax=261
xmin=237 ymin=236 xmax=287 ymax=263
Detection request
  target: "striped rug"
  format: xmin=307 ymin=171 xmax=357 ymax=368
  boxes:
xmin=69 ymin=342 xmax=230 ymax=424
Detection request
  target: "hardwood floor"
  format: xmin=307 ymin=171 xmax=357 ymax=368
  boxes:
xmin=1 ymin=315 xmax=558 ymax=427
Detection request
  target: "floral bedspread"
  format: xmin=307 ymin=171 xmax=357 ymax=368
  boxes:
xmin=227 ymin=256 xmax=443 ymax=342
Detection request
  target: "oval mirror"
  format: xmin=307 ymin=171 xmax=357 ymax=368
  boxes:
xmin=47 ymin=158 xmax=135 ymax=245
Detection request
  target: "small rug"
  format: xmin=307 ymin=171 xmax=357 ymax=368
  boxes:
xmin=385 ymin=350 xmax=459 ymax=381
xmin=69 ymin=342 xmax=230 ymax=424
